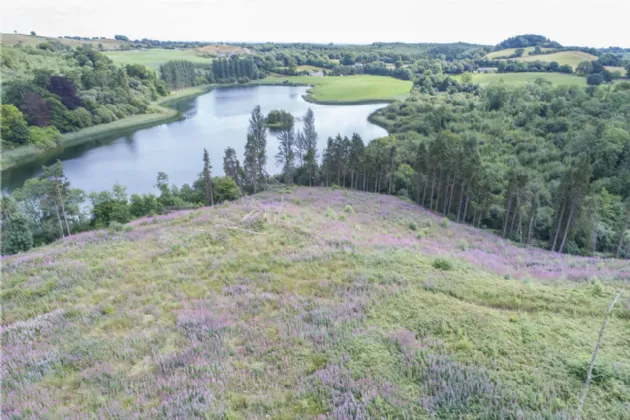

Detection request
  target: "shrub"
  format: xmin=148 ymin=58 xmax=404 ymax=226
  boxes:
xmin=409 ymin=222 xmax=418 ymax=231
xmin=344 ymin=205 xmax=354 ymax=213
xmin=440 ymin=217 xmax=449 ymax=228
xmin=457 ymin=239 xmax=468 ymax=251
xmin=432 ymin=258 xmax=453 ymax=271
xmin=108 ymin=221 xmax=124 ymax=233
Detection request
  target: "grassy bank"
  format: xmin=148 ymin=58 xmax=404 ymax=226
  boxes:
xmin=454 ymin=72 xmax=588 ymax=86
xmin=249 ymin=74 xmax=413 ymax=104
xmin=1 ymin=85 xmax=215 ymax=171
xmin=2 ymin=187 xmax=629 ymax=418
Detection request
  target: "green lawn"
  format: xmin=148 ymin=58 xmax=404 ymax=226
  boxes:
xmin=456 ymin=72 xmax=588 ymax=86
xmin=251 ymin=74 xmax=413 ymax=104
xmin=105 ymin=48 xmax=212 ymax=70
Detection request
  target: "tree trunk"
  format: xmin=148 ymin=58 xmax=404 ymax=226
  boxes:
xmin=57 ymin=185 xmax=71 ymax=236
xmin=422 ymin=176 xmax=428 ymax=207
xmin=435 ymin=173 xmax=442 ymax=212
xmin=442 ymin=174 xmax=450 ymax=215
xmin=575 ymin=291 xmax=623 ymax=419
xmin=430 ymin=171 xmax=436 ymax=210
xmin=463 ymin=195 xmax=470 ymax=223
xmin=53 ymin=200 xmax=65 ymax=238
xmin=591 ymin=215 xmax=599 ymax=255
xmin=615 ymin=207 xmax=630 ymax=258
xmin=559 ymin=200 xmax=576 ymax=253
xmin=457 ymin=182 xmax=466 ymax=223
xmin=509 ymin=193 xmax=519 ymax=237
xmin=446 ymin=176 xmax=456 ymax=216
xmin=503 ymin=194 xmax=512 ymax=239
xmin=527 ymin=206 xmax=536 ymax=246
xmin=551 ymin=200 xmax=565 ymax=252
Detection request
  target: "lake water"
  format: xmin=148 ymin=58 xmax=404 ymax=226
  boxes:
xmin=1 ymin=86 xmax=387 ymax=195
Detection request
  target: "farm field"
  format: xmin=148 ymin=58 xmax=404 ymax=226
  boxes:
xmin=2 ymin=187 xmax=629 ymax=418
xmin=485 ymin=46 xmax=553 ymax=59
xmin=512 ymin=50 xmax=598 ymax=68
xmin=252 ymin=74 xmax=413 ymax=103
xmin=605 ymin=66 xmax=627 ymax=75
xmin=455 ymin=72 xmax=588 ymax=86
xmin=1 ymin=33 xmax=127 ymax=50
xmin=105 ymin=48 xmax=212 ymax=69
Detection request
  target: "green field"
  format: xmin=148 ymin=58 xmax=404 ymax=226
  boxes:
xmin=3 ymin=187 xmax=629 ymax=418
xmin=606 ymin=66 xmax=628 ymax=76
xmin=486 ymin=46 xmax=553 ymax=59
xmin=513 ymin=50 xmax=598 ymax=68
xmin=252 ymin=74 xmax=413 ymax=103
xmin=456 ymin=72 xmax=588 ymax=86
xmin=1 ymin=33 xmax=127 ymax=50
xmin=105 ymin=48 xmax=212 ymax=69
xmin=296 ymin=64 xmax=325 ymax=72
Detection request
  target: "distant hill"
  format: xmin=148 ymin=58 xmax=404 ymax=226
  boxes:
xmin=1 ymin=33 xmax=128 ymax=50
xmin=195 ymin=43 xmax=252 ymax=56
xmin=495 ymin=34 xmax=562 ymax=50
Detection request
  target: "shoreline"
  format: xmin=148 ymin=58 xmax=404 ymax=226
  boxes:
xmin=2 ymin=78 xmax=402 ymax=172
xmin=1 ymin=85 xmax=214 ymax=171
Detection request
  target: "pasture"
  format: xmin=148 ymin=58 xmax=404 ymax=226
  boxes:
xmin=456 ymin=72 xmax=588 ymax=86
xmin=252 ymin=74 xmax=413 ymax=103
xmin=105 ymin=48 xmax=213 ymax=69
xmin=512 ymin=50 xmax=598 ymax=68
xmin=485 ymin=46 xmax=553 ymax=59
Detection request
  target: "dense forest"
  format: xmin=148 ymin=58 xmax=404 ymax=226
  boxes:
xmin=1 ymin=44 xmax=167 ymax=149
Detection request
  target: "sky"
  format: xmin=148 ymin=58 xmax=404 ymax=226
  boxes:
xmin=2 ymin=0 xmax=629 ymax=47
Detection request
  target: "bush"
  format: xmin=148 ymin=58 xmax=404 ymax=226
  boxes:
xmin=344 ymin=205 xmax=354 ymax=213
xmin=440 ymin=217 xmax=449 ymax=228
xmin=108 ymin=221 xmax=124 ymax=233
xmin=409 ymin=222 xmax=418 ymax=231
xmin=432 ymin=258 xmax=453 ymax=271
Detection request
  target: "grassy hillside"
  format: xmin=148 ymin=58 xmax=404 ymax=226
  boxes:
xmin=105 ymin=48 xmax=213 ymax=70
xmin=455 ymin=72 xmax=587 ymax=86
xmin=1 ymin=33 xmax=127 ymax=50
xmin=485 ymin=46 xmax=553 ymax=59
xmin=2 ymin=187 xmax=629 ymax=419
xmin=252 ymin=75 xmax=413 ymax=103
xmin=513 ymin=51 xmax=598 ymax=68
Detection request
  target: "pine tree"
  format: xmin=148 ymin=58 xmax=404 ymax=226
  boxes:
xmin=203 ymin=148 xmax=214 ymax=206
xmin=223 ymin=147 xmax=244 ymax=186
xmin=244 ymin=105 xmax=267 ymax=193
xmin=276 ymin=113 xmax=296 ymax=184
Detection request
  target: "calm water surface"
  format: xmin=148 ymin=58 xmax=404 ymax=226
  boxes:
xmin=2 ymin=86 xmax=387 ymax=194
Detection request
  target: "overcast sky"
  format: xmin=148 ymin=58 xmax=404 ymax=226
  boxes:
xmin=2 ymin=0 xmax=629 ymax=47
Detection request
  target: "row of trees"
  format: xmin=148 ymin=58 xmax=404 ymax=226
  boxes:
xmin=1 ymin=158 xmax=241 ymax=255
xmin=211 ymin=57 xmax=261 ymax=83
xmin=159 ymin=60 xmax=198 ymax=91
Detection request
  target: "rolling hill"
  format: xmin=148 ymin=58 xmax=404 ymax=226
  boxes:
xmin=512 ymin=50 xmax=598 ymax=68
xmin=1 ymin=33 xmax=128 ymax=50
xmin=3 ymin=187 xmax=629 ymax=418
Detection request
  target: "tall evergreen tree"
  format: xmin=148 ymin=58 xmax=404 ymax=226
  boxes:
xmin=244 ymin=105 xmax=267 ymax=193
xmin=223 ymin=147 xmax=244 ymax=186
xmin=276 ymin=113 xmax=296 ymax=184
xmin=202 ymin=148 xmax=214 ymax=206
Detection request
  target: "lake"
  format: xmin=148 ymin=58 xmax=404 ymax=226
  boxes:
xmin=1 ymin=86 xmax=388 ymax=195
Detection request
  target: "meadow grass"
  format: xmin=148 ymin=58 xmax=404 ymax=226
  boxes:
xmin=455 ymin=72 xmax=588 ymax=86
xmin=512 ymin=51 xmax=598 ymax=68
xmin=250 ymin=75 xmax=413 ymax=104
xmin=2 ymin=187 xmax=629 ymax=419
xmin=105 ymin=48 xmax=213 ymax=70
xmin=485 ymin=46 xmax=553 ymax=59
